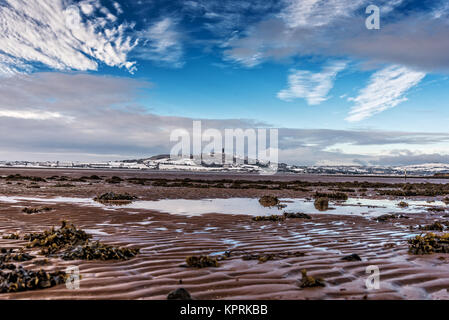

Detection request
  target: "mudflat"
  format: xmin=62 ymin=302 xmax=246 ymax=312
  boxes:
xmin=0 ymin=168 xmax=448 ymax=300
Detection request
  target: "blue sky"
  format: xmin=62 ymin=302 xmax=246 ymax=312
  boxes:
xmin=0 ymin=0 xmax=449 ymax=165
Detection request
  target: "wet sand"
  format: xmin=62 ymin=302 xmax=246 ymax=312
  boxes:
xmin=0 ymin=168 xmax=448 ymax=300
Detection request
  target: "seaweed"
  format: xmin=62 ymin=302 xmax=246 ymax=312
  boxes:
xmin=106 ymin=176 xmax=123 ymax=184
xmin=252 ymin=215 xmax=285 ymax=222
xmin=397 ymin=201 xmax=409 ymax=208
xmin=299 ymin=269 xmax=325 ymax=288
xmin=34 ymin=259 xmax=49 ymax=266
xmin=242 ymin=251 xmax=305 ymax=263
xmin=375 ymin=214 xmax=408 ymax=222
xmin=0 ymin=267 xmax=67 ymax=293
xmin=52 ymin=183 xmax=76 ymax=188
xmin=120 ymin=177 xmax=449 ymax=197
xmin=283 ymin=212 xmax=312 ymax=219
xmin=314 ymin=197 xmax=329 ymax=211
xmin=24 ymin=220 xmax=91 ymax=254
xmin=314 ymin=192 xmax=348 ymax=200
xmin=22 ymin=207 xmax=53 ymax=215
xmin=0 ymin=249 xmax=35 ymax=262
xmin=185 ymin=255 xmax=219 ymax=268
xmin=5 ymin=174 xmax=46 ymax=183
xmin=408 ymin=233 xmax=449 ymax=255
xmin=94 ymin=192 xmax=137 ymax=204
xmin=2 ymin=233 xmax=20 ymax=240
xmin=24 ymin=221 xmax=139 ymax=261
xmin=418 ymin=221 xmax=446 ymax=232
xmin=61 ymin=241 xmax=139 ymax=261
xmin=258 ymin=196 xmax=280 ymax=207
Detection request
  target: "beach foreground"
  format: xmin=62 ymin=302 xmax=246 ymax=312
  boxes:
xmin=0 ymin=169 xmax=449 ymax=300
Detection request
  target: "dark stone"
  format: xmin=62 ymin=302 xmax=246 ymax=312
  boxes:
xmin=341 ymin=253 xmax=362 ymax=261
xmin=284 ymin=212 xmax=312 ymax=219
xmin=167 ymin=288 xmax=192 ymax=300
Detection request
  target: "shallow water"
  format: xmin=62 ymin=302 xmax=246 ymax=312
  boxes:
xmin=123 ymin=197 xmax=447 ymax=217
xmin=0 ymin=195 xmax=99 ymax=205
xmin=0 ymin=195 xmax=445 ymax=217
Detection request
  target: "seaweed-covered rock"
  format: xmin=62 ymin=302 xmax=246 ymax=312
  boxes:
xmin=252 ymin=215 xmax=285 ymax=222
xmin=397 ymin=201 xmax=409 ymax=208
xmin=375 ymin=214 xmax=408 ymax=222
xmin=24 ymin=221 xmax=91 ymax=254
xmin=167 ymin=288 xmax=192 ymax=300
xmin=34 ymin=259 xmax=49 ymax=266
xmin=106 ymin=176 xmax=123 ymax=184
xmin=314 ymin=192 xmax=348 ymax=200
xmin=2 ymin=233 xmax=20 ymax=240
xmin=258 ymin=196 xmax=280 ymax=207
xmin=0 ymin=263 xmax=16 ymax=270
xmin=341 ymin=253 xmax=362 ymax=262
xmin=418 ymin=221 xmax=445 ymax=232
xmin=24 ymin=221 xmax=139 ymax=261
xmin=299 ymin=269 xmax=325 ymax=288
xmin=0 ymin=267 xmax=67 ymax=293
xmin=5 ymin=174 xmax=46 ymax=182
xmin=0 ymin=249 xmax=35 ymax=262
xmin=93 ymin=192 xmax=137 ymax=204
xmin=284 ymin=212 xmax=312 ymax=219
xmin=185 ymin=255 xmax=218 ymax=268
xmin=314 ymin=198 xmax=329 ymax=211
xmin=22 ymin=207 xmax=53 ymax=215
xmin=61 ymin=241 xmax=139 ymax=261
xmin=242 ymin=251 xmax=304 ymax=263
xmin=408 ymin=233 xmax=449 ymax=255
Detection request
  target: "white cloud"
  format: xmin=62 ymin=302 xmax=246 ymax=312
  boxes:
xmin=136 ymin=18 xmax=184 ymax=68
xmin=0 ymin=0 xmax=137 ymax=76
xmin=79 ymin=0 xmax=96 ymax=16
xmin=0 ymin=54 xmax=32 ymax=76
xmin=279 ymin=0 xmax=366 ymax=28
xmin=224 ymin=0 xmax=432 ymax=70
xmin=0 ymin=110 xmax=65 ymax=121
xmin=346 ymin=65 xmax=426 ymax=122
xmin=277 ymin=62 xmax=347 ymax=105
xmin=113 ymin=2 xmax=124 ymax=15
xmin=432 ymin=2 xmax=449 ymax=19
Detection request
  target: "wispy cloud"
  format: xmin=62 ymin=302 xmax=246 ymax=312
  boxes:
xmin=222 ymin=0 xmax=449 ymax=71
xmin=279 ymin=0 xmax=366 ymax=28
xmin=346 ymin=65 xmax=426 ymax=122
xmin=0 ymin=0 xmax=138 ymax=76
xmin=277 ymin=62 xmax=347 ymax=105
xmin=223 ymin=0 xmax=372 ymax=67
xmin=182 ymin=0 xmax=281 ymax=37
xmin=432 ymin=1 xmax=449 ymax=19
xmin=136 ymin=17 xmax=184 ymax=68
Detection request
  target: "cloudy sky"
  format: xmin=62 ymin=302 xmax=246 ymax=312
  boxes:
xmin=0 ymin=0 xmax=449 ymax=165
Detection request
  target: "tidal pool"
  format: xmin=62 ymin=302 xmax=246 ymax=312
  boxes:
xmin=123 ymin=197 xmax=447 ymax=217
xmin=0 ymin=195 xmax=445 ymax=218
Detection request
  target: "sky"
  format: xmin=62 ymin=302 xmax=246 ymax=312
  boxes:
xmin=0 ymin=0 xmax=449 ymax=166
